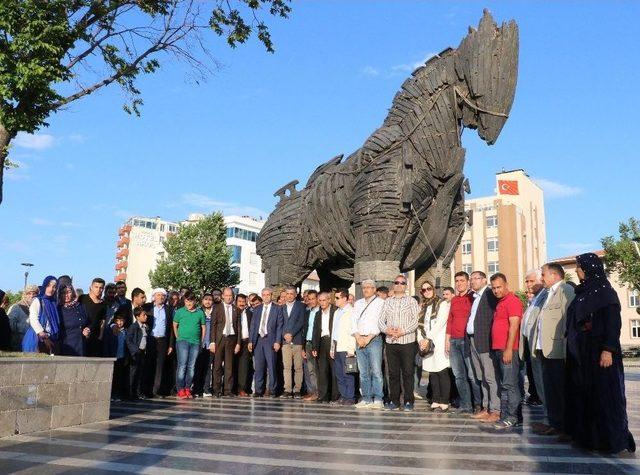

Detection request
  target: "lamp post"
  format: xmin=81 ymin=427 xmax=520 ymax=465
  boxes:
xmin=21 ymin=262 xmax=34 ymax=289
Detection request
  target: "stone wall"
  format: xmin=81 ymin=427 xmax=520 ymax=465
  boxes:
xmin=0 ymin=357 xmax=114 ymax=437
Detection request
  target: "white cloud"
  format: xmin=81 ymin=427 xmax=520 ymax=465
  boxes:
xmin=113 ymin=209 xmax=134 ymax=219
xmin=30 ymin=217 xmax=53 ymax=226
xmin=30 ymin=217 xmax=82 ymax=228
xmin=533 ymin=178 xmax=583 ymax=199
xmin=14 ymin=132 xmax=55 ymax=150
xmin=391 ymin=52 xmax=436 ymax=73
xmin=180 ymin=193 xmax=268 ymax=219
xmin=361 ymin=66 xmax=380 ymax=77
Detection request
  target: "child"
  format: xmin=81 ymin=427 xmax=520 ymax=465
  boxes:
xmin=173 ymin=291 xmax=206 ymax=399
xmin=108 ymin=313 xmax=129 ymax=401
xmin=126 ymin=307 xmax=151 ymax=400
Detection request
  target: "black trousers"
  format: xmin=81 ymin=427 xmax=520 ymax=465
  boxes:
xmin=387 ymin=342 xmax=417 ymax=405
xmin=522 ymin=338 xmax=540 ymax=400
xmin=236 ymin=339 xmax=253 ymax=393
xmin=148 ymin=336 xmax=168 ymax=395
xmin=111 ymin=358 xmax=129 ymax=399
xmin=429 ymin=368 xmax=452 ymax=405
xmin=213 ymin=335 xmax=236 ymax=395
xmin=192 ymin=347 xmax=213 ymax=394
xmin=129 ymin=350 xmax=151 ymax=398
xmin=538 ymin=351 xmax=565 ymax=431
xmin=316 ymin=336 xmax=339 ymax=402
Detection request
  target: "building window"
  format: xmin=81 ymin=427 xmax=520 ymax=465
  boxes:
xmin=229 ymin=245 xmax=242 ymax=264
xmin=160 ymin=224 xmax=165 ymax=232
xmin=630 ymin=290 xmax=639 ymax=308
xmin=461 ymin=241 xmax=472 ymax=255
xmin=168 ymin=225 xmax=176 ymax=233
xmin=487 ymin=238 xmax=499 ymax=253
xmin=488 ymin=261 xmax=499 ymax=274
xmin=462 ymin=264 xmax=473 ymax=275
xmin=632 ymin=320 xmax=640 ymax=339
xmin=486 ymin=215 xmax=498 ymax=228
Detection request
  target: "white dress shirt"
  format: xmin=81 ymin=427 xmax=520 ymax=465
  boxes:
xmin=241 ymin=309 xmax=249 ymax=340
xmin=466 ymin=286 xmax=487 ymax=335
xmin=222 ymin=303 xmax=235 ymax=336
xmin=351 ymin=295 xmax=386 ymax=336
xmin=321 ymin=308 xmax=331 ymax=337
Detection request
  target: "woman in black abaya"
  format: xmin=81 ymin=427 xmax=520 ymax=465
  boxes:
xmin=564 ymin=252 xmax=635 ymax=453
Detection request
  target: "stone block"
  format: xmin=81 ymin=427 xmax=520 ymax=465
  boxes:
xmin=38 ymin=382 xmax=70 ymax=407
xmin=69 ymin=382 xmax=98 ymax=404
xmin=0 ymin=363 xmax=23 ymax=387
xmin=51 ymin=404 xmax=83 ymax=429
xmin=16 ymin=407 xmax=51 ymax=434
xmin=0 ymin=385 xmax=38 ymax=411
xmin=82 ymin=363 xmax=100 ymax=382
xmin=55 ymin=363 xmax=84 ymax=383
xmin=20 ymin=362 xmax=54 ymax=385
xmin=96 ymin=381 xmax=113 ymax=401
xmin=95 ymin=363 xmax=114 ymax=383
xmin=0 ymin=410 xmax=17 ymax=437
xmin=81 ymin=401 xmax=110 ymax=424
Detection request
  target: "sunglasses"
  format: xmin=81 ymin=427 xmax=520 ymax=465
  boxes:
xmin=393 ymin=281 xmax=407 ymax=285
xmin=421 ymin=287 xmax=433 ymax=292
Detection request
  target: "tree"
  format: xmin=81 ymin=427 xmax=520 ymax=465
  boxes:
xmin=602 ymin=217 xmax=640 ymax=291
xmin=149 ymin=212 xmax=239 ymax=294
xmin=0 ymin=0 xmax=291 ymax=204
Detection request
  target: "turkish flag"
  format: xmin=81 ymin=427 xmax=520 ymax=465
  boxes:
xmin=498 ymin=180 xmax=519 ymax=195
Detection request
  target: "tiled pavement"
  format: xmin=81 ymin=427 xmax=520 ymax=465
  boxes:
xmin=1 ymin=371 xmax=639 ymax=474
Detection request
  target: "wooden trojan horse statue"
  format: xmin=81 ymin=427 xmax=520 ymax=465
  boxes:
xmin=256 ymin=10 xmax=519 ymax=293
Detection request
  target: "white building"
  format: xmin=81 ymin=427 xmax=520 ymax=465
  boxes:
xmin=223 ymin=215 xmax=266 ymax=294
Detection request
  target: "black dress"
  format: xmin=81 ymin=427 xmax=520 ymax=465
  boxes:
xmin=564 ymin=260 xmax=636 ymax=453
xmin=60 ymin=303 xmax=90 ymax=356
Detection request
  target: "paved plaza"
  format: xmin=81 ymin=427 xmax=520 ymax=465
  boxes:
xmin=1 ymin=370 xmax=639 ymax=474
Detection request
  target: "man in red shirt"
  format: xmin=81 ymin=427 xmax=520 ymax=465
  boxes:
xmin=445 ymin=272 xmax=481 ymax=414
xmin=489 ymin=272 xmax=524 ymax=430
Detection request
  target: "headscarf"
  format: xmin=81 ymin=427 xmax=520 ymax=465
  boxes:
xmin=38 ymin=275 xmax=61 ymax=339
xmin=17 ymin=284 xmax=39 ymax=308
xmin=418 ymin=281 xmax=441 ymax=339
xmin=570 ymin=253 xmax=620 ymax=325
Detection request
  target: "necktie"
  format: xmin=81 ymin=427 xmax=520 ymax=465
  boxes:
xmin=225 ymin=305 xmax=232 ymax=334
xmin=260 ymin=306 xmax=268 ymax=337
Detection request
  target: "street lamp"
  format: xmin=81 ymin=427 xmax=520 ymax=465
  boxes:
xmin=21 ymin=263 xmax=34 ymax=289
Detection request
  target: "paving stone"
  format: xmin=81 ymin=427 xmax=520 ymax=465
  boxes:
xmin=38 ymin=382 xmax=70 ymax=407
xmin=51 ymin=404 xmax=83 ymax=429
xmin=16 ymin=407 xmax=51 ymax=434
xmin=0 ymin=410 xmax=17 ymax=437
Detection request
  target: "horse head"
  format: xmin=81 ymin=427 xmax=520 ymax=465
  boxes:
xmin=455 ymin=9 xmax=519 ymax=145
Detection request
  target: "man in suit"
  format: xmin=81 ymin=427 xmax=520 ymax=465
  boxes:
xmin=249 ymin=287 xmax=283 ymax=397
xmin=210 ymin=287 xmax=241 ymax=397
xmin=144 ymin=288 xmax=175 ymax=397
xmin=466 ymin=271 xmax=500 ymax=423
xmin=302 ymin=290 xmax=320 ymax=401
xmin=118 ymin=288 xmax=146 ymax=328
xmin=312 ymin=292 xmax=339 ymax=403
xmin=519 ymin=269 xmax=545 ymax=407
xmin=235 ymin=293 xmax=253 ymax=396
xmin=126 ymin=307 xmax=152 ymax=400
xmin=282 ymin=285 xmax=306 ymax=398
xmin=531 ymin=263 xmax=575 ymax=436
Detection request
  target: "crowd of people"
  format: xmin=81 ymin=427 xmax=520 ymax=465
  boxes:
xmin=0 ymin=252 xmax=634 ymax=453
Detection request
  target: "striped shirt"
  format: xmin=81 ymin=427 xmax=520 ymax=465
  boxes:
xmin=378 ymin=295 xmax=420 ymax=344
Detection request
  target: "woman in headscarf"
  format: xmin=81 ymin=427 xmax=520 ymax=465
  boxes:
xmin=22 ymin=276 xmax=61 ymax=354
xmin=564 ymin=253 xmax=636 ymax=453
xmin=417 ymin=280 xmax=452 ymax=412
xmin=7 ymin=284 xmax=39 ymax=351
xmin=58 ymin=283 xmax=91 ymax=356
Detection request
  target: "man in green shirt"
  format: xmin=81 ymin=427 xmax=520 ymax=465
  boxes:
xmin=173 ymin=290 xmax=206 ymax=399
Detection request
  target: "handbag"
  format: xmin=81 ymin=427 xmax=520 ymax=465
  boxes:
xmin=419 ymin=339 xmax=435 ymax=358
xmin=345 ymin=355 xmax=359 ymax=373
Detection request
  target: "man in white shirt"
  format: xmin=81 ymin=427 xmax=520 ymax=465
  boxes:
xmin=236 ymin=293 xmax=253 ymax=397
xmin=351 ymin=279 xmax=386 ymax=409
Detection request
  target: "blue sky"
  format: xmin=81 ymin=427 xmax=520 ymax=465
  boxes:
xmin=1 ymin=1 xmax=639 ymax=291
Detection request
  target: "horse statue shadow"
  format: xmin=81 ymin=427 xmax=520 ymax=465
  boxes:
xmin=257 ymin=10 xmax=519 ymax=292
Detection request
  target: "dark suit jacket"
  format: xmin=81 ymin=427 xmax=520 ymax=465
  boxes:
xmin=143 ymin=303 xmax=175 ymax=347
xmin=282 ymin=300 xmax=306 ymax=345
xmin=238 ymin=307 xmax=253 ymax=341
xmin=472 ymin=288 xmax=498 ymax=354
xmin=302 ymin=307 xmax=321 ymax=343
xmin=117 ymin=301 xmax=142 ymax=328
xmin=125 ymin=321 xmax=151 ymax=357
xmin=312 ymin=305 xmax=337 ymax=353
xmin=249 ymin=303 xmax=283 ymax=347
xmin=211 ymin=302 xmax=241 ymax=347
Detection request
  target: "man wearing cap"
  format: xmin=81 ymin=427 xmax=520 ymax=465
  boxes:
xmin=145 ymin=288 xmax=175 ymax=397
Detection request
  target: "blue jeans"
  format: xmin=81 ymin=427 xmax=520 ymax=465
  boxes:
xmin=494 ymin=350 xmax=522 ymax=423
xmin=449 ymin=337 xmax=481 ymax=410
xmin=356 ymin=335 xmax=384 ymax=403
xmin=176 ymin=340 xmax=200 ymax=390
xmin=334 ymin=352 xmax=355 ymax=401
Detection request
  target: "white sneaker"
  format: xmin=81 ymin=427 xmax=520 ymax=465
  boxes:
xmin=203 ymin=392 xmax=213 ymax=398
xmin=355 ymin=400 xmax=372 ymax=409
xmin=371 ymin=400 xmax=384 ymax=410
xmin=414 ymin=391 xmax=424 ymax=400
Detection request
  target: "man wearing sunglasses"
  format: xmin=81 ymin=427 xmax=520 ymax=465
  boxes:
xmin=378 ymin=275 xmax=419 ymax=411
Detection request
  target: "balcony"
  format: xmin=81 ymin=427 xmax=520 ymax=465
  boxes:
xmin=118 ymin=224 xmax=132 ymax=236
xmin=114 ymin=273 xmax=127 ymax=282
xmin=117 ymin=236 xmax=130 ymax=247
xmin=115 ymin=261 xmax=128 ymax=271
xmin=116 ymin=248 xmax=129 ymax=259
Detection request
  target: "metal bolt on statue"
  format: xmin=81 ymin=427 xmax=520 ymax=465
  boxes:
xmin=257 ymin=10 xmax=519 ymax=293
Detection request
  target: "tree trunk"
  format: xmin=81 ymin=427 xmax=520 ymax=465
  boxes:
xmin=0 ymin=121 xmax=14 ymax=206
